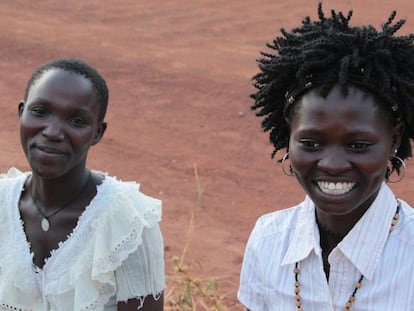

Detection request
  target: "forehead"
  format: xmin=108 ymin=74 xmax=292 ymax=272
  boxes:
xmin=27 ymin=68 xmax=94 ymax=100
xmin=291 ymin=85 xmax=389 ymax=132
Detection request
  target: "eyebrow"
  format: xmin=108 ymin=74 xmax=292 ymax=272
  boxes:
xmin=294 ymin=126 xmax=380 ymax=138
xmin=27 ymin=98 xmax=92 ymax=114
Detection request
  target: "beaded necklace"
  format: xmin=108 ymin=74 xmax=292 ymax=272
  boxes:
xmin=293 ymin=201 xmax=401 ymax=311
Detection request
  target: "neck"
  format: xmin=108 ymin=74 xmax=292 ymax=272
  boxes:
xmin=30 ymin=169 xmax=91 ymax=210
xmin=315 ymin=200 xmax=374 ymax=240
xmin=315 ymin=212 xmax=353 ymax=241
xmin=317 ymin=219 xmax=346 ymax=241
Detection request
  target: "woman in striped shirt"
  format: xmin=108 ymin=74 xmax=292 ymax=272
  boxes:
xmin=239 ymin=4 xmax=414 ymax=311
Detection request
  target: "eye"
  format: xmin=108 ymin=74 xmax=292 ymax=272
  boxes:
xmin=68 ymin=117 xmax=88 ymax=128
xmin=348 ymin=142 xmax=372 ymax=151
xmin=299 ymin=139 xmax=321 ymax=150
xmin=31 ymin=107 xmax=48 ymax=117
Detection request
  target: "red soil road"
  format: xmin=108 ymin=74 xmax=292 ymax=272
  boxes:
xmin=1 ymin=1 xmax=414 ymax=309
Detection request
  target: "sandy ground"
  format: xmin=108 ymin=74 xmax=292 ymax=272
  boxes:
xmin=1 ymin=1 xmax=414 ymax=309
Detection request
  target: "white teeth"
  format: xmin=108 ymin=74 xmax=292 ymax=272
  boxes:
xmin=317 ymin=181 xmax=355 ymax=195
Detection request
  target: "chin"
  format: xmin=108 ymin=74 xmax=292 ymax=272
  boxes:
xmin=314 ymin=204 xmax=357 ymax=216
xmin=30 ymin=165 xmax=64 ymax=179
xmin=309 ymin=192 xmax=361 ymax=216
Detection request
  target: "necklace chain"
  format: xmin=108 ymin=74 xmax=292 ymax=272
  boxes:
xmin=294 ymin=201 xmax=401 ymax=311
xmin=31 ymin=171 xmax=92 ymax=231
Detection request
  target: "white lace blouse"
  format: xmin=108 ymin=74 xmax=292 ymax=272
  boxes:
xmin=0 ymin=168 xmax=165 ymax=311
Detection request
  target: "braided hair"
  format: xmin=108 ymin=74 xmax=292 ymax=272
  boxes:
xmin=25 ymin=58 xmax=109 ymax=122
xmin=251 ymin=3 xmax=414 ymax=174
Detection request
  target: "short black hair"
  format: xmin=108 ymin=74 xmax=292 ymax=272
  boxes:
xmin=251 ymin=3 xmax=414 ymax=173
xmin=25 ymin=58 xmax=109 ymax=122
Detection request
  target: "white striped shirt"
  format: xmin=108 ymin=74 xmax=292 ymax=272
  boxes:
xmin=238 ymin=183 xmax=414 ymax=311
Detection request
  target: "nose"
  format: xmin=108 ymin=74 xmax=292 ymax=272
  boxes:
xmin=317 ymin=147 xmax=352 ymax=175
xmin=42 ymin=118 xmax=64 ymax=141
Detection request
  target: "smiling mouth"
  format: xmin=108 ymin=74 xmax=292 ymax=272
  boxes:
xmin=317 ymin=181 xmax=356 ymax=195
xmin=35 ymin=146 xmax=66 ymax=155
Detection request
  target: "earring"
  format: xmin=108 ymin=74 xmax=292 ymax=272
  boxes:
xmin=386 ymin=155 xmax=406 ymax=183
xmin=281 ymin=153 xmax=295 ymax=176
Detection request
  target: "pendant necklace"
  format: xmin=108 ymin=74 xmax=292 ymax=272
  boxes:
xmin=293 ymin=200 xmax=401 ymax=311
xmin=31 ymin=171 xmax=92 ymax=232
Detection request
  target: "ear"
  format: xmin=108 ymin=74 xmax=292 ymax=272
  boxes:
xmin=18 ymin=101 xmax=25 ymax=118
xmin=390 ymin=122 xmax=405 ymax=157
xmin=91 ymin=122 xmax=107 ymax=146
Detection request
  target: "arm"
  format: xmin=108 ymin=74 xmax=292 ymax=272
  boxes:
xmin=116 ymin=225 xmax=165 ymax=311
xmin=118 ymin=293 xmax=163 ymax=311
xmin=238 ymin=221 xmax=265 ymax=311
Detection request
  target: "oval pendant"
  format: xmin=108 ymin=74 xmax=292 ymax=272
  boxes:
xmin=41 ymin=218 xmax=50 ymax=232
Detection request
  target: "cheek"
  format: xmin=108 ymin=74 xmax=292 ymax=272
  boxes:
xmin=288 ymin=155 xmax=312 ymax=194
xmin=357 ymin=157 xmax=389 ymax=180
xmin=288 ymin=143 xmax=315 ymax=172
xmin=288 ymin=152 xmax=315 ymax=189
xmin=67 ymin=130 xmax=96 ymax=149
xmin=19 ymin=118 xmax=36 ymax=141
xmin=20 ymin=123 xmax=41 ymax=142
xmin=20 ymin=111 xmax=40 ymax=131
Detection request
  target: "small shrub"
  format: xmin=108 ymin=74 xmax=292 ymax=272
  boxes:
xmin=165 ymin=166 xmax=229 ymax=311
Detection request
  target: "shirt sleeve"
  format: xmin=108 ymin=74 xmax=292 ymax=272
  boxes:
xmin=115 ymin=223 xmax=165 ymax=303
xmin=238 ymin=221 xmax=266 ymax=310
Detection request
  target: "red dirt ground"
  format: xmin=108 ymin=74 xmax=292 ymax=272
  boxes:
xmin=1 ymin=1 xmax=414 ymax=309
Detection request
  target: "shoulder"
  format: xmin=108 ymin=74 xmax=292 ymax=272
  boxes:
xmin=91 ymin=175 xmax=165 ymax=303
xmin=0 ymin=167 xmax=28 ymax=186
xmin=98 ymin=173 xmax=160 ymax=204
xmin=88 ymin=173 xmax=163 ymax=261
xmin=240 ymin=201 xmax=309 ymax=296
xmin=94 ymin=173 xmax=162 ymax=225
xmin=250 ymin=203 xmax=305 ymax=241
xmin=395 ymin=199 xmax=414 ymax=246
xmin=244 ymin=202 xmax=307 ymax=259
xmin=0 ymin=168 xmax=28 ymax=213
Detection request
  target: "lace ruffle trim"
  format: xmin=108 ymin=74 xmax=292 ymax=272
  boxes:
xmin=0 ymin=169 xmax=162 ymax=310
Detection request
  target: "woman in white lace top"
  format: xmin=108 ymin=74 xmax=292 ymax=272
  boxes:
xmin=0 ymin=58 xmax=164 ymax=310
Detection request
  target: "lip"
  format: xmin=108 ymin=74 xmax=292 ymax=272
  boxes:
xmin=33 ymin=145 xmax=68 ymax=155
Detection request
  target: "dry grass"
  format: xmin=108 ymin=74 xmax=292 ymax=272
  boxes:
xmin=165 ymin=165 xmax=229 ymax=311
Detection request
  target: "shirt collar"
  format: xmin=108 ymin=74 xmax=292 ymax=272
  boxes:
xmin=281 ymin=183 xmax=398 ymax=281
xmin=337 ymin=182 xmax=398 ymax=280
xmin=281 ymin=196 xmax=321 ymax=266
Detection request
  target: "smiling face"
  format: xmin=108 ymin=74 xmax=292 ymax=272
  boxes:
xmin=19 ymin=68 xmax=106 ymax=178
xmin=288 ymin=85 xmax=402 ymax=217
